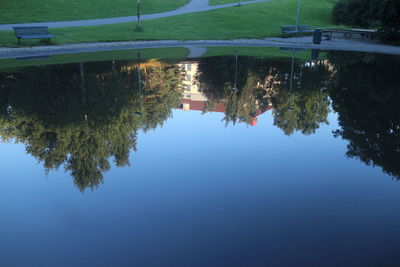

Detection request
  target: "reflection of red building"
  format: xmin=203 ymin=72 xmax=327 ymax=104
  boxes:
xmin=176 ymin=98 xmax=272 ymax=126
xmin=250 ymin=105 xmax=273 ymax=126
xmin=178 ymin=99 xmax=226 ymax=113
xmin=176 ymin=62 xmax=272 ymax=126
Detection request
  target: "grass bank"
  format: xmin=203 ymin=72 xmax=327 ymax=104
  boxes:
xmin=0 ymin=46 xmax=325 ymax=71
xmin=0 ymin=0 xmax=336 ymax=47
xmin=203 ymin=46 xmax=324 ymax=60
xmin=0 ymin=48 xmax=190 ymax=71
xmin=0 ymin=0 xmax=190 ymax=23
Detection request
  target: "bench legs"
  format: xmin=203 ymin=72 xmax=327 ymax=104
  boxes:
xmin=16 ymin=37 xmax=53 ymax=45
xmin=362 ymin=33 xmax=375 ymax=40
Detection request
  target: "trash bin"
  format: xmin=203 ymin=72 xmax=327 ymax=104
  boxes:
xmin=313 ymin=28 xmax=322 ymax=44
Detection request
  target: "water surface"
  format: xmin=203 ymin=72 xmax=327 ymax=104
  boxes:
xmin=0 ymin=48 xmax=399 ymax=266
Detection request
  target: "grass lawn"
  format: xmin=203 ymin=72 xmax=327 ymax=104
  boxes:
xmin=0 ymin=0 xmax=337 ymax=47
xmin=0 ymin=0 xmax=190 ymax=23
xmin=209 ymin=0 xmax=240 ymax=5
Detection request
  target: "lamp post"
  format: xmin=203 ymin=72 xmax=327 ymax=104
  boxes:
xmin=295 ymin=0 xmax=301 ymax=31
xmin=135 ymin=0 xmax=142 ymax=31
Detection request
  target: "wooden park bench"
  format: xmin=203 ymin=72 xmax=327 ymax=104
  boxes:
xmin=13 ymin=26 xmax=55 ymax=45
xmin=322 ymin=29 xmax=378 ymax=40
xmin=281 ymin=25 xmax=314 ymax=34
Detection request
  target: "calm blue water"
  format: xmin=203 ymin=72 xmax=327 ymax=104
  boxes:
xmin=0 ymin=50 xmax=399 ymax=266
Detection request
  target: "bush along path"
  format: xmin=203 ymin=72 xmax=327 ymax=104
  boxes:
xmin=0 ymin=0 xmax=267 ymax=31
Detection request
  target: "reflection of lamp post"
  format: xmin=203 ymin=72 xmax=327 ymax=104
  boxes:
xmin=232 ymin=51 xmax=239 ymax=91
xmin=238 ymin=0 xmax=241 ymax=6
xmin=289 ymin=50 xmax=295 ymax=92
xmin=135 ymin=49 xmax=143 ymax=117
xmin=287 ymin=49 xmax=296 ymax=112
xmin=135 ymin=0 xmax=143 ymax=31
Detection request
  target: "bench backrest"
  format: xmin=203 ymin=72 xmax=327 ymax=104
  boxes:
xmin=298 ymin=25 xmax=311 ymax=31
xmin=281 ymin=25 xmax=312 ymax=31
xmin=13 ymin=26 xmax=49 ymax=36
xmin=281 ymin=26 xmax=297 ymax=31
xmin=323 ymin=29 xmax=377 ymax=33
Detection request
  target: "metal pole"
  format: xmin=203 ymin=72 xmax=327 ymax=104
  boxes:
xmin=233 ymin=51 xmax=238 ymax=91
xmin=286 ymin=50 xmax=296 ymax=112
xmin=295 ymin=0 xmax=301 ymax=31
xmin=289 ymin=51 xmax=295 ymax=91
xmin=136 ymin=0 xmax=141 ymax=31
xmin=137 ymin=50 xmax=141 ymax=90
xmin=137 ymin=0 xmax=140 ymax=27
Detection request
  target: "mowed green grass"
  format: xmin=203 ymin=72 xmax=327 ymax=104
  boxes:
xmin=0 ymin=0 xmax=190 ymax=23
xmin=0 ymin=0 xmax=336 ymax=47
xmin=209 ymin=0 xmax=240 ymax=5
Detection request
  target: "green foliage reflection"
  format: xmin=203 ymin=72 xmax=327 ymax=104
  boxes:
xmin=329 ymin=51 xmax=400 ymax=179
xmin=196 ymin=56 xmax=331 ymax=132
xmin=0 ymin=61 xmax=183 ymax=191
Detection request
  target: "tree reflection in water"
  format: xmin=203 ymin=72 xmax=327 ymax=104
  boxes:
xmin=329 ymin=51 xmax=400 ymax=179
xmin=196 ymin=55 xmax=331 ymax=132
xmin=195 ymin=53 xmax=400 ymax=179
xmin=0 ymin=51 xmax=399 ymax=190
xmin=0 ymin=60 xmax=184 ymax=191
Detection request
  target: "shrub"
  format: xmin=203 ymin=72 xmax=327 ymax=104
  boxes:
xmin=379 ymin=0 xmax=400 ymax=41
xmin=332 ymin=0 xmax=400 ymax=41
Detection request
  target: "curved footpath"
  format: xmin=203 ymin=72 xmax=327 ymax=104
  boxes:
xmin=1 ymin=37 xmax=400 ymax=59
xmin=0 ymin=0 xmax=267 ymax=31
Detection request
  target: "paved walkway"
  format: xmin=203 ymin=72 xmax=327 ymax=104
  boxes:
xmin=1 ymin=38 xmax=400 ymax=59
xmin=0 ymin=0 xmax=267 ymax=31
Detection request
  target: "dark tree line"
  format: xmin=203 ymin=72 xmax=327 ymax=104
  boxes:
xmin=333 ymin=0 xmax=400 ymax=41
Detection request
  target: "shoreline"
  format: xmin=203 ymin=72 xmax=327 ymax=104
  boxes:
xmin=1 ymin=37 xmax=400 ymax=59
